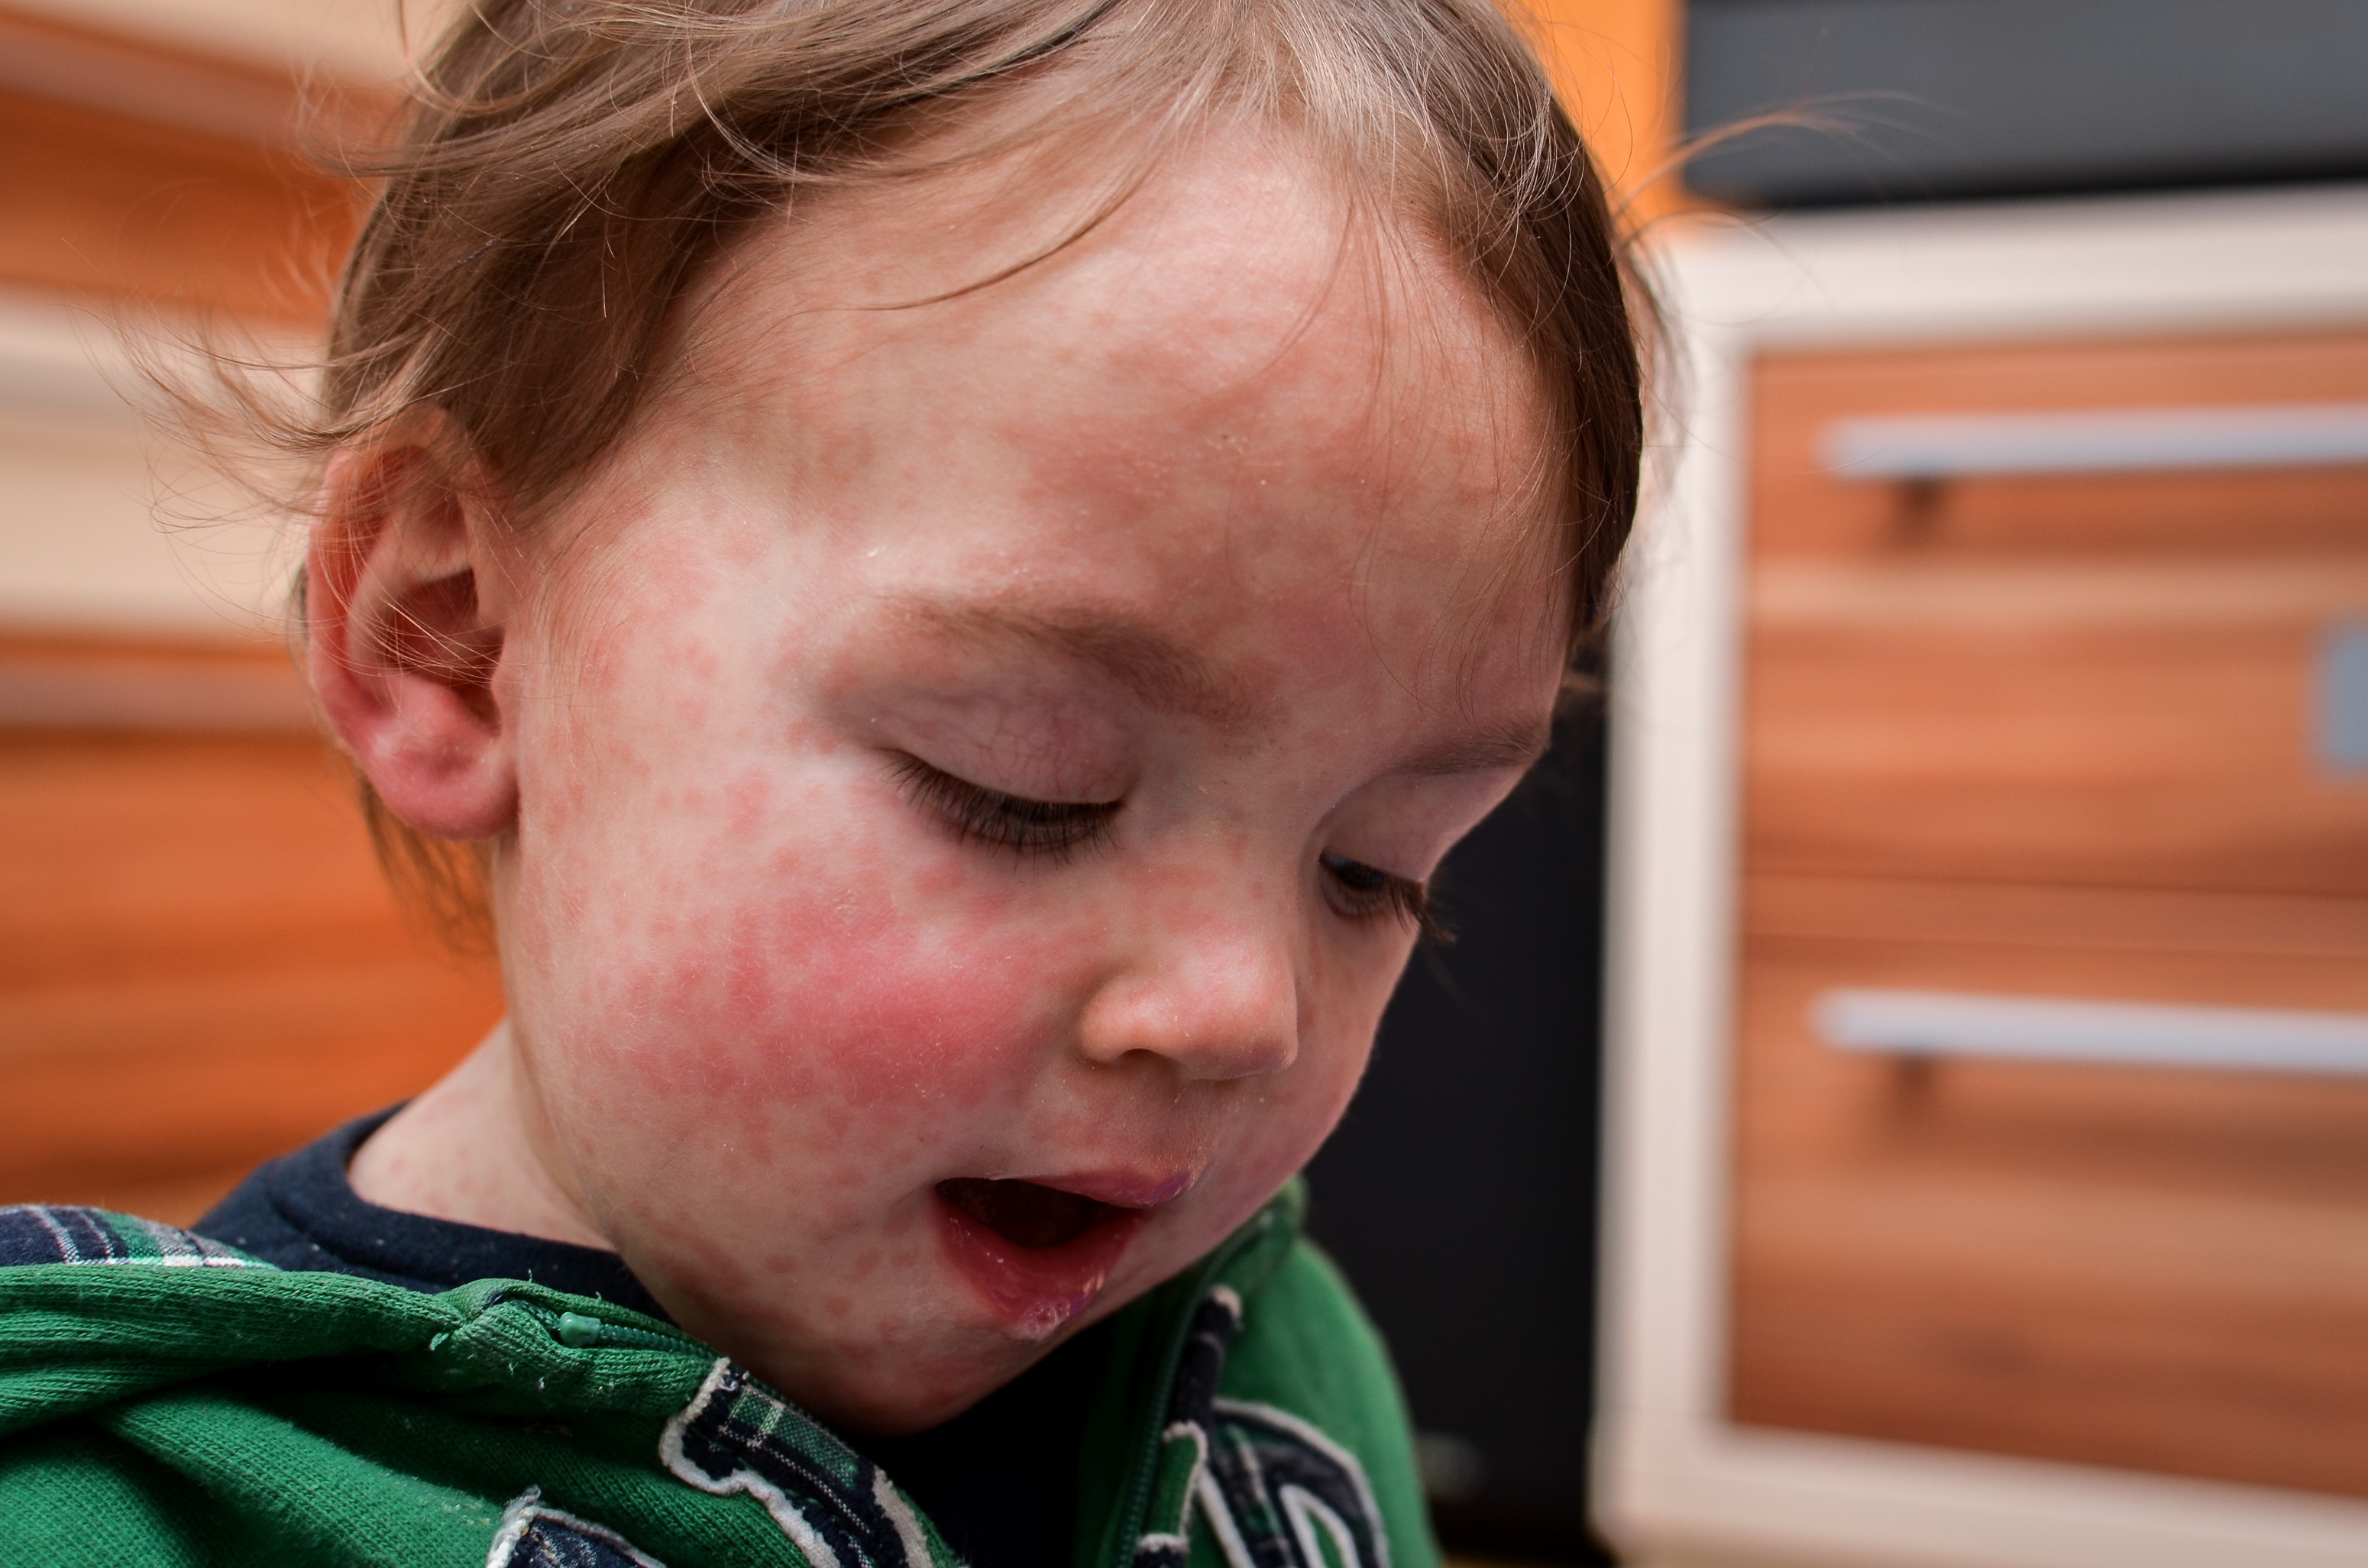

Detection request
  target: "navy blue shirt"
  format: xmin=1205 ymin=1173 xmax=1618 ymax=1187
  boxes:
xmin=197 ymin=1110 xmax=1102 ymax=1568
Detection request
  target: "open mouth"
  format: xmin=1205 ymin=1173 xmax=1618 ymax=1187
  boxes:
xmin=936 ymin=1178 xmax=1126 ymax=1249
xmin=931 ymin=1176 xmax=1164 ymax=1337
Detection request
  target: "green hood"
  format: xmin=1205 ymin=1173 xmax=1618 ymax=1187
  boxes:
xmin=0 ymin=1185 xmax=1438 ymax=1568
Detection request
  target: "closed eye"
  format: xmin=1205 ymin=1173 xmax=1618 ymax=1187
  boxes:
xmin=1319 ymin=852 xmax=1448 ymax=943
xmin=891 ymin=755 xmax=1121 ymax=860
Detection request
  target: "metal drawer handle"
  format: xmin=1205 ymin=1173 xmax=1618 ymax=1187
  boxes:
xmin=1813 ymin=987 xmax=2368 ymax=1077
xmin=1823 ymin=402 xmax=2368 ymax=480
xmin=2324 ymin=622 xmax=2368 ymax=774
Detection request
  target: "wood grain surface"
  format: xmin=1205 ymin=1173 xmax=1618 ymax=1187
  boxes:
xmin=1729 ymin=332 xmax=2368 ymax=1495
xmin=0 ymin=640 xmax=499 ymax=1225
xmin=0 ymin=12 xmax=455 ymax=1224
xmin=0 ymin=5 xmax=365 ymax=319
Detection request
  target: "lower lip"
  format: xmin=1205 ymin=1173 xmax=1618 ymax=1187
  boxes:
xmin=933 ymin=1192 xmax=1152 ymax=1339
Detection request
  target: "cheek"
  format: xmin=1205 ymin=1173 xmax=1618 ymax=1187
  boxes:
xmin=510 ymin=751 xmax=1108 ymax=1200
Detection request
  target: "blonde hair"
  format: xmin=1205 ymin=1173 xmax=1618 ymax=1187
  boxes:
xmin=277 ymin=0 xmax=1648 ymax=936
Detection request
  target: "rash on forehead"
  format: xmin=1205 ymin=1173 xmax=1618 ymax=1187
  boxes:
xmin=627 ymin=115 xmax=1572 ymax=706
xmin=885 ymin=597 xmax=1271 ymax=730
xmin=679 ymin=119 xmax=1553 ymax=488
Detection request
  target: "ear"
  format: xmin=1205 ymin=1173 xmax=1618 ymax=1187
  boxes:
xmin=307 ymin=414 xmax=519 ymax=841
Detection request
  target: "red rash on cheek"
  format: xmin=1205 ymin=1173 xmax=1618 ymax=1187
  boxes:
xmin=566 ymin=773 xmax=1100 ymax=1139
xmin=616 ymin=904 xmax=1056 ymax=1106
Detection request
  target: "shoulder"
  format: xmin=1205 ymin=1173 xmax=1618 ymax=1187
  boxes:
xmin=1206 ymin=1233 xmax=1441 ymax=1568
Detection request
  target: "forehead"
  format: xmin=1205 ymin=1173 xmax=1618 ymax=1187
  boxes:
xmin=649 ymin=120 xmax=1568 ymax=692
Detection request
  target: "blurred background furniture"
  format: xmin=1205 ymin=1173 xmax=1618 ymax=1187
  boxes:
xmin=1602 ymin=11 xmax=2368 ymax=1563
xmin=0 ymin=1 xmax=504 ymax=1223
xmin=1601 ymin=8 xmax=2368 ymax=1564
xmin=1600 ymin=153 xmax=2368 ymax=1568
xmin=1683 ymin=0 xmax=2368 ymax=209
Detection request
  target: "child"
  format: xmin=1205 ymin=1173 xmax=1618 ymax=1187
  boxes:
xmin=0 ymin=1 xmax=1642 ymax=1563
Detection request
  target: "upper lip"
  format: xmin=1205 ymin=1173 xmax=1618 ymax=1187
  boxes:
xmin=992 ymin=1168 xmax=1200 ymax=1211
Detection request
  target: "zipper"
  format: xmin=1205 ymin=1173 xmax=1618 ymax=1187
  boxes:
xmin=489 ymin=1294 xmax=711 ymax=1356
xmin=1103 ymin=1201 xmax=1283 ymax=1568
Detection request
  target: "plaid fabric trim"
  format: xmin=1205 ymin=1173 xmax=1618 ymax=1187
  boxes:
xmin=1125 ymin=1282 xmax=1389 ymax=1568
xmin=487 ymin=1488 xmax=669 ymax=1568
xmin=1195 ymin=1399 xmax=1390 ymax=1568
xmin=658 ymin=1358 xmax=961 ymax=1568
xmin=0 ymin=1205 xmax=264 ymax=1270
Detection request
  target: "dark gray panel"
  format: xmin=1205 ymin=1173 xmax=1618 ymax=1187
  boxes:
xmin=1305 ymin=707 xmax=1611 ymax=1563
xmin=1685 ymin=0 xmax=2368 ymax=206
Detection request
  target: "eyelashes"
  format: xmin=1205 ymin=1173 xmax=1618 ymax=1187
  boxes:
xmin=890 ymin=754 xmax=1120 ymax=860
xmin=890 ymin=753 xmax=1440 ymax=937
xmin=1318 ymin=852 xmax=1447 ymax=943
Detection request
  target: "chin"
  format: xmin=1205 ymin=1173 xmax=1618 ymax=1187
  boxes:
xmin=775 ymin=1334 xmax=1040 ymax=1438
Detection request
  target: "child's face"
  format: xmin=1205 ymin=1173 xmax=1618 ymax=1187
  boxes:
xmin=492 ymin=131 xmax=1565 ymax=1431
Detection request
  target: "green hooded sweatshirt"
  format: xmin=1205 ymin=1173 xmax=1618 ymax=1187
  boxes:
xmin=0 ymin=1182 xmax=1436 ymax=1568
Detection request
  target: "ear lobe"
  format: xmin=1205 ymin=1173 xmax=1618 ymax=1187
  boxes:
xmin=308 ymin=423 xmax=520 ymax=841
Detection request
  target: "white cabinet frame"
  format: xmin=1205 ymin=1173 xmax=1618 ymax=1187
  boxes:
xmin=1596 ymin=184 xmax=2368 ymax=1568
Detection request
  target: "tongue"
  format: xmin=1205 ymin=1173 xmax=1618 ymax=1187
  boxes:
xmin=937 ymin=1178 xmax=1108 ymax=1249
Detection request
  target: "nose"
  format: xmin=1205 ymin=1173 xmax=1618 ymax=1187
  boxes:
xmin=1075 ymin=883 xmax=1302 ymax=1082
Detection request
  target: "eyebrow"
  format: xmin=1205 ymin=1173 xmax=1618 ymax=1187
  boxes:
xmin=887 ymin=596 xmax=1551 ymax=771
xmin=887 ymin=597 xmax=1269 ymax=728
xmin=1397 ymin=717 xmax=1554 ymax=776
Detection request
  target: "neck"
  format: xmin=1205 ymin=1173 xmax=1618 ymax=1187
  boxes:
xmin=348 ymin=1020 xmax=612 ymax=1251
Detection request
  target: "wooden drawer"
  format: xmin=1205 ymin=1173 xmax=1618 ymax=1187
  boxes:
xmin=1733 ymin=875 xmax=2368 ymax=1494
xmin=1730 ymin=332 xmax=2368 ymax=1499
xmin=1745 ymin=330 xmax=2368 ymax=899
xmin=1750 ymin=612 xmax=2368 ymax=896
xmin=1749 ymin=329 xmax=2368 ymax=560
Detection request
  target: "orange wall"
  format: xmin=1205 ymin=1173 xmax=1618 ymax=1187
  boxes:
xmin=1525 ymin=0 xmax=1685 ymax=222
